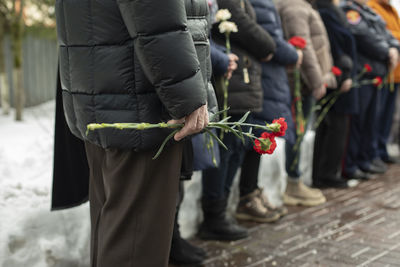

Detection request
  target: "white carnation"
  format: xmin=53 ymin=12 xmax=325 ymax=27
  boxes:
xmin=218 ymin=21 xmax=238 ymax=34
xmin=215 ymin=9 xmax=232 ymax=22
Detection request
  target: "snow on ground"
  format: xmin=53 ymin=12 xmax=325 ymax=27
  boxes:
xmin=0 ymin=102 xmax=90 ymax=267
xmin=0 ymin=101 xmax=316 ymax=266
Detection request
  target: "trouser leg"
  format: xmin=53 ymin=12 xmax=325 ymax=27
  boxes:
xmin=85 ymin=142 xmax=183 ymax=267
xmin=359 ymin=85 xmax=380 ymax=169
xmin=239 ymin=150 xmax=261 ymax=197
xmin=377 ymin=85 xmax=398 ymax=160
xmin=313 ymin=111 xmax=348 ymax=181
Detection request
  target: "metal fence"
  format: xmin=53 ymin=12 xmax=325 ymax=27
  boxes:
xmin=2 ymin=34 xmax=58 ymax=108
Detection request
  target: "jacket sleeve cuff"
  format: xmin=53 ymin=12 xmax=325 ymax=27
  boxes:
xmin=157 ymin=70 xmax=207 ymax=119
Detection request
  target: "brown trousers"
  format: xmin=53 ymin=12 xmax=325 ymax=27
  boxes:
xmin=85 ymin=142 xmax=183 ymax=267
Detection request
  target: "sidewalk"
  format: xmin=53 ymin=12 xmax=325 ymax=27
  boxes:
xmin=176 ymin=165 xmax=400 ymax=267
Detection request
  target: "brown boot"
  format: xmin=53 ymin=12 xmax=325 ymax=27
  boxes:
xmin=256 ymin=188 xmax=288 ymax=217
xmin=235 ymin=190 xmax=280 ymax=223
xmin=283 ymin=179 xmax=326 ymax=206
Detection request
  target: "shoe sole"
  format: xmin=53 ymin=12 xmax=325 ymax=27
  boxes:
xmin=277 ymin=208 xmax=288 ymax=217
xmin=235 ymin=212 xmax=280 ymax=223
xmin=283 ymin=194 xmax=326 ymax=207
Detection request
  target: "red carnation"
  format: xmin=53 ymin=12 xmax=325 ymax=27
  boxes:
xmin=331 ymin=66 xmax=342 ymax=76
xmin=272 ymin=117 xmax=288 ymax=137
xmin=373 ymin=76 xmax=383 ymax=87
xmin=364 ymin=64 xmax=372 ymax=72
xmin=288 ymin=36 xmax=306 ymax=50
xmin=253 ymin=132 xmax=277 ymax=155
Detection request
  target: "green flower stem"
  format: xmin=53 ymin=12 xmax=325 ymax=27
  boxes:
xmin=220 ymin=33 xmax=232 ymax=138
xmin=86 ymin=119 xmax=282 ymax=160
xmin=294 ymin=66 xmax=305 ymax=135
xmin=225 ymin=33 xmax=231 ymax=54
xmin=314 ymin=91 xmax=340 ymax=129
xmin=354 ymin=69 xmax=366 ymax=82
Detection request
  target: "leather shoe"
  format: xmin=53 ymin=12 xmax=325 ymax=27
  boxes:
xmin=344 ymin=169 xmax=372 ymax=180
xmin=362 ymin=161 xmax=386 ymax=174
xmin=382 ymin=156 xmax=400 ymax=164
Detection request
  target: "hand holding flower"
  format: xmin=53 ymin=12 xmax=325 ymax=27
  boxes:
xmin=340 ymin=78 xmax=352 ymax=93
xmin=296 ymin=50 xmax=303 ymax=68
xmin=169 ymin=104 xmax=209 ymax=141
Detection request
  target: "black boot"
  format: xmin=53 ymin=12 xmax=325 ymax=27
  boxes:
xmin=198 ymin=198 xmax=248 ymax=241
xmin=169 ymin=204 xmax=206 ymax=265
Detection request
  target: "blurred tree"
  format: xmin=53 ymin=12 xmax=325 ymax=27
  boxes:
xmin=0 ymin=0 xmax=55 ymax=120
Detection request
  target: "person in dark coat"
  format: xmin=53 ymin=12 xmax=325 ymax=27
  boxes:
xmin=342 ymin=0 xmax=400 ymax=180
xmin=233 ymin=0 xmax=301 ymax=223
xmin=52 ymin=70 xmax=89 ymax=211
xmin=169 ymin=2 xmax=239 ymax=264
xmin=54 ymin=0 xmax=215 ymax=266
xmin=199 ymin=0 xmax=276 ymax=241
xmin=312 ymin=0 xmax=359 ymax=188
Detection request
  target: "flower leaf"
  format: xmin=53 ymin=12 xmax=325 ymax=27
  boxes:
xmin=152 ymin=129 xmax=180 ymax=160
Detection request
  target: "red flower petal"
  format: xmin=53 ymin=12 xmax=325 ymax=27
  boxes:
xmin=373 ymin=76 xmax=383 ymax=87
xmin=364 ymin=64 xmax=372 ymax=72
xmin=331 ymin=66 xmax=342 ymax=76
xmin=272 ymin=117 xmax=288 ymax=137
xmin=288 ymin=36 xmax=307 ymax=50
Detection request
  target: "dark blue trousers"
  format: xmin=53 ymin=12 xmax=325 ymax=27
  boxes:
xmin=371 ymin=84 xmax=398 ymax=161
xmin=345 ymin=84 xmax=381 ymax=174
xmin=202 ymin=115 xmax=247 ymax=201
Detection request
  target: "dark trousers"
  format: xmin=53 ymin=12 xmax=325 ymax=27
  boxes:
xmin=373 ymin=84 xmax=399 ymax=160
xmin=345 ymin=84 xmax=380 ymax=174
xmin=202 ymin=131 xmax=245 ymax=200
xmin=239 ymin=150 xmax=261 ymax=197
xmin=312 ymin=110 xmax=349 ymax=182
xmin=202 ymin=114 xmax=247 ymax=200
xmin=85 ymin=142 xmax=183 ymax=267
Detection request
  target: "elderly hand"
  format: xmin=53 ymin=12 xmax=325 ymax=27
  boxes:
xmin=168 ymin=104 xmax=209 ymax=141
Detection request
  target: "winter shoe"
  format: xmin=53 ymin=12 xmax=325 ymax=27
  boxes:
xmin=170 ymin=201 xmax=206 ymax=266
xmin=170 ymin=236 xmax=205 ymax=266
xmin=256 ymin=187 xmax=288 ymax=217
xmin=235 ymin=189 xmax=280 ymax=223
xmin=283 ymin=179 xmax=326 ymax=206
xmin=344 ymin=168 xmax=372 ymax=180
xmin=198 ymin=198 xmax=248 ymax=241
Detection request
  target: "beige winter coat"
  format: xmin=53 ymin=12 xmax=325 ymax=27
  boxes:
xmin=276 ymin=0 xmax=336 ymax=93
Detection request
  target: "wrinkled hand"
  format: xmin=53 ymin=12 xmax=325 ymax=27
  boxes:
xmin=313 ymin=84 xmax=327 ymax=100
xmin=225 ymin=53 xmax=238 ymax=80
xmin=339 ymin=78 xmax=352 ymax=93
xmin=296 ymin=50 xmax=303 ymax=68
xmin=261 ymin=53 xmax=274 ymax=62
xmin=168 ymin=104 xmax=209 ymax=141
xmin=389 ymin=47 xmax=399 ymax=71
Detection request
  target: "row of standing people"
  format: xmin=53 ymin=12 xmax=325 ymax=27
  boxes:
xmin=51 ymin=0 xmax=400 ymax=266
xmin=171 ymin=0 xmax=400 ymax=265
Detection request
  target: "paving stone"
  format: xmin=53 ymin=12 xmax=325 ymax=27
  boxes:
xmin=170 ymin=164 xmax=400 ymax=266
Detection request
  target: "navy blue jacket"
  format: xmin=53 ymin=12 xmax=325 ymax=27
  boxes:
xmin=210 ymin=40 xmax=230 ymax=77
xmin=318 ymin=2 xmax=359 ymax=114
xmin=250 ymin=0 xmax=298 ymax=145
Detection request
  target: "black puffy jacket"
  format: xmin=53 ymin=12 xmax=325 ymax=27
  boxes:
xmin=55 ymin=0 xmax=216 ymax=150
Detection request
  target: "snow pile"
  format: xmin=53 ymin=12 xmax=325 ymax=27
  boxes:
xmin=0 ymin=102 xmax=90 ymax=267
